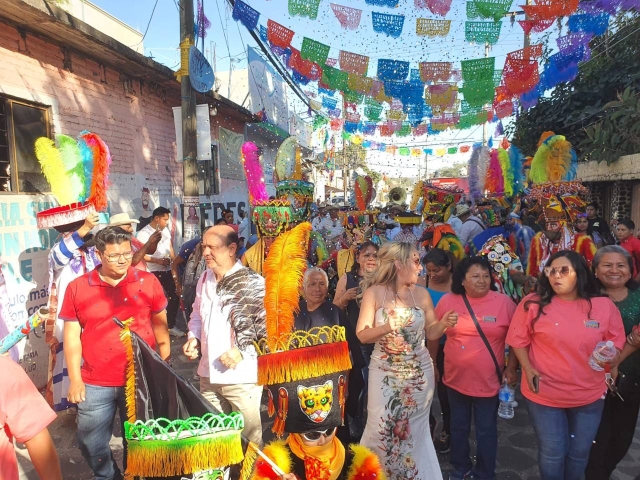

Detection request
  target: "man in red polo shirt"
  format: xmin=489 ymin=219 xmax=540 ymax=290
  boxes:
xmin=60 ymin=226 xmax=170 ymax=480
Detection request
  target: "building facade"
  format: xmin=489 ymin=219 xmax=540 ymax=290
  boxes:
xmin=0 ymin=0 xmax=254 ymax=385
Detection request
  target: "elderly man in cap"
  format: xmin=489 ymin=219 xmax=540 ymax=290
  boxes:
xmin=108 ymin=213 xmax=162 ymax=271
xmin=456 ymin=203 xmax=486 ymax=247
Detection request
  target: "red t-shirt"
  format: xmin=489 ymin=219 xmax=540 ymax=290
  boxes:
xmin=435 ymin=291 xmax=517 ymax=397
xmin=59 ymin=267 xmax=167 ymax=387
xmin=619 ymin=236 xmax=640 ymax=277
xmin=1 ymin=356 xmax=57 ymax=480
xmin=507 ymin=294 xmax=625 ymax=408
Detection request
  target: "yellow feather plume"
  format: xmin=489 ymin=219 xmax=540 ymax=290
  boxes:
xmin=34 ymin=137 xmax=75 ymax=205
xmin=410 ymin=181 xmax=424 ymax=211
xmin=263 ymin=222 xmax=312 ymax=352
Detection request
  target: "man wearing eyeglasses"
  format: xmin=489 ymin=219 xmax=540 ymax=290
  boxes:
xmin=60 ymin=226 xmax=170 ymax=480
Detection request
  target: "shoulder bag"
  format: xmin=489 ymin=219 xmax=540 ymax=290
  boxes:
xmin=462 ymin=292 xmax=503 ymax=385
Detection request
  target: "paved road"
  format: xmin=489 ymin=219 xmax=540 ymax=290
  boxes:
xmin=17 ymin=336 xmax=640 ymax=479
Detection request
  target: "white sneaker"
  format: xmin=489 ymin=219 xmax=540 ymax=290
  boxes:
xmin=169 ymin=327 xmax=186 ymax=338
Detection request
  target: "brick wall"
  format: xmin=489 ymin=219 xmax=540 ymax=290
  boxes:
xmin=0 ymin=20 xmax=251 ymax=222
xmin=0 ymin=22 xmax=185 ymax=199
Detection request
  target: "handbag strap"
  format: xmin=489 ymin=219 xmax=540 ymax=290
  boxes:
xmin=462 ymin=293 xmax=503 ymax=385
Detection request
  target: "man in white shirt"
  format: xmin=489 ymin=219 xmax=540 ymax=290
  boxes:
xmin=136 ymin=207 xmax=183 ymax=337
xmin=237 ymin=210 xmax=250 ymax=241
xmin=182 ymin=225 xmax=266 ymax=445
xmin=456 ymin=203 xmax=486 ymax=247
xmin=312 ymin=206 xmax=345 ymax=240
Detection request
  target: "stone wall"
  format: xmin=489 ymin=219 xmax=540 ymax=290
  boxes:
xmin=612 ymin=181 xmax=634 ymax=220
xmin=584 ymin=180 xmax=634 ymax=221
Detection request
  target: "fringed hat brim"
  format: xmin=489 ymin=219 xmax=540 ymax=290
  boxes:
xmin=258 ymin=341 xmax=351 ymax=386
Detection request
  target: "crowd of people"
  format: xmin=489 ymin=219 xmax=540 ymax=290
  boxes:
xmin=2 ymin=135 xmax=640 ymax=480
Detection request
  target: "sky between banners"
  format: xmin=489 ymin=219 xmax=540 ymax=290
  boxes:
xmin=90 ymin=0 xmax=632 ymax=175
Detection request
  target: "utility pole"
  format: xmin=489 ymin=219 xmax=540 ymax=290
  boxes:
xmin=523 ymin=0 xmax=532 ymax=48
xmin=180 ymin=0 xmax=199 ymax=239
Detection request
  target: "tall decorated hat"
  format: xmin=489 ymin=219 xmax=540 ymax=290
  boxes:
xmin=118 ymin=319 xmax=246 ymax=479
xmin=336 ymin=210 xmax=377 ymax=277
xmin=241 ymin=141 xmax=293 ymax=237
xmin=34 ymin=131 xmax=112 ymax=232
xmin=255 ymin=222 xmax=352 ymax=437
xmin=530 ymin=131 xmax=578 ymax=184
xmin=528 ymin=182 xmax=589 ymax=225
xmin=274 ymin=136 xmax=315 ymax=223
xmin=419 ymin=183 xmax=463 ymax=223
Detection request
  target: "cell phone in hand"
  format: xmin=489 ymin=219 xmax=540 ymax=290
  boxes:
xmin=532 ymin=375 xmax=539 ymax=394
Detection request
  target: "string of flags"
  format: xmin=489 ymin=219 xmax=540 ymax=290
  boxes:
xmin=230 ymin=0 xmax=640 ymax=139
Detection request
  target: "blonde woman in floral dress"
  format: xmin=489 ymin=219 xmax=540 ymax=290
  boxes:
xmin=356 ymin=242 xmax=458 ymax=479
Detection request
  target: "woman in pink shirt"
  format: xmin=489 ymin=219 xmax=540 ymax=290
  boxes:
xmin=507 ymin=250 xmax=625 ymax=480
xmin=434 ymin=256 xmax=518 ymax=480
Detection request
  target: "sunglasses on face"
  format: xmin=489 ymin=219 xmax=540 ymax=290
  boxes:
xmin=543 ymin=266 xmax=575 ymax=278
xmin=301 ymin=428 xmax=336 ymax=441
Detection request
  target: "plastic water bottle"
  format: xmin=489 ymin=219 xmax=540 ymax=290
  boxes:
xmin=589 ymin=340 xmax=617 ymax=371
xmin=498 ymin=381 xmax=515 ymax=419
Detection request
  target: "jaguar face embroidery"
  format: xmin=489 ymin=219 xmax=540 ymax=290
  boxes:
xmin=297 ymin=380 xmax=333 ymax=423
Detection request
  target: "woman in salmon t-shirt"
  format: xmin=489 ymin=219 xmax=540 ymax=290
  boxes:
xmin=507 ymin=250 xmax=625 ymax=480
xmin=434 ymin=256 xmax=518 ymax=480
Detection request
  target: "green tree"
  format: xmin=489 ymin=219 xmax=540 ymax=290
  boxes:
xmin=434 ymin=162 xmax=467 ymax=178
xmin=507 ymin=12 xmax=640 ymax=161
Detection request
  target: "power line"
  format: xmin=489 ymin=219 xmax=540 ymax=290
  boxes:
xmin=224 ymin=0 xmax=323 ymax=116
xmin=129 ymin=0 xmax=159 ymax=47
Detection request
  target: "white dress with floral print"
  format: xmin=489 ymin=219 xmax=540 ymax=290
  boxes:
xmin=360 ymin=305 xmax=442 ymax=480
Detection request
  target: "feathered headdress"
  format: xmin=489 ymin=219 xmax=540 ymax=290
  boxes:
xmin=35 ymin=131 xmax=112 ymax=231
xmin=485 ymin=149 xmax=505 ymax=195
xmin=255 ymin=222 xmax=352 ymax=437
xmin=468 ymin=145 xmax=482 ymax=202
xmin=242 ymin=142 xmax=268 ymax=205
xmin=530 ymin=132 xmax=577 ymax=184
xmin=354 ymin=175 xmax=374 ymax=211
xmin=274 ymin=137 xmax=315 ymax=223
xmin=410 ymin=181 xmax=424 ymax=212
xmin=263 ymin=223 xmax=312 ymax=353
xmin=240 ymin=142 xmax=293 ymax=236
xmin=508 ymin=145 xmax=525 ymax=194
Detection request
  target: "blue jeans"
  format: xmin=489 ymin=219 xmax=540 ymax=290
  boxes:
xmin=526 ymin=397 xmax=604 ymax=480
xmin=77 ymin=384 xmax=127 ymax=480
xmin=447 ymin=387 xmax=499 ymax=480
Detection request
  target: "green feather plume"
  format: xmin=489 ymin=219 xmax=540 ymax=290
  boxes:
xmin=56 ymin=134 xmax=85 ymax=200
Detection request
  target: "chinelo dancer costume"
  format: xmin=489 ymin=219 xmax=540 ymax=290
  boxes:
xmin=248 ymin=222 xmax=385 ymax=480
xmin=524 ymin=133 xmax=595 ymax=276
xmin=416 ymin=182 xmax=465 ymax=261
xmin=34 ymin=131 xmax=111 ymax=410
xmin=334 ymin=176 xmax=377 ymax=278
xmin=240 ymin=141 xmax=293 ymax=276
xmin=275 ymin=139 xmax=329 ymax=267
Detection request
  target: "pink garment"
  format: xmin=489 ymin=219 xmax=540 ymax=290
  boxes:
xmin=507 ymin=294 xmax=625 ymax=408
xmin=130 ymin=236 xmax=147 ymax=271
xmin=0 ymin=356 xmax=57 ymax=480
xmin=436 ymin=291 xmax=517 ymax=397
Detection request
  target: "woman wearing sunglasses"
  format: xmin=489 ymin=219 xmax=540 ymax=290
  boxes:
xmin=585 ymin=246 xmax=640 ymax=479
xmin=507 ymin=250 xmax=626 ymax=480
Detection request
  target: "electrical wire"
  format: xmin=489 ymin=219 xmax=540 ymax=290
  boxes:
xmin=129 ymin=0 xmax=159 ymax=47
